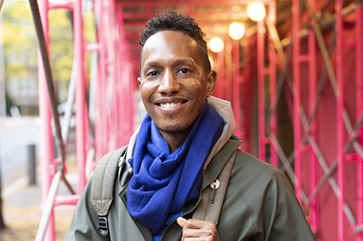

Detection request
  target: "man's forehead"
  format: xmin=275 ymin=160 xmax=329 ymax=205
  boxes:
xmin=143 ymin=30 xmax=197 ymax=50
xmin=140 ymin=31 xmax=202 ymax=65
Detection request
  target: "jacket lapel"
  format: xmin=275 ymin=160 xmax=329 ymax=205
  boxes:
xmin=201 ymin=137 xmax=242 ymax=191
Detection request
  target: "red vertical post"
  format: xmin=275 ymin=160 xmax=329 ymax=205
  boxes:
xmin=336 ymin=0 xmax=345 ymax=240
xmin=268 ymin=0 xmax=277 ymax=167
xmin=37 ymin=0 xmax=55 ymax=239
xmin=308 ymin=0 xmax=318 ymax=233
xmin=95 ymin=0 xmax=109 ymax=158
xmin=108 ymin=0 xmax=119 ymax=151
xmin=217 ymin=49 xmax=225 ymax=99
xmin=257 ymin=20 xmax=265 ymax=161
xmin=94 ymin=0 xmax=101 ymax=158
xmin=292 ymin=0 xmax=302 ymax=203
xmin=106 ymin=0 xmax=115 ymax=150
xmin=116 ymin=5 xmax=123 ymax=146
xmin=243 ymin=42 xmax=252 ymax=152
xmin=116 ymin=4 xmax=132 ymax=144
xmin=358 ymin=140 xmax=363 ymax=240
xmin=356 ymin=2 xmax=363 ymax=241
xmin=225 ymin=40 xmax=233 ymax=103
xmin=74 ymin=0 xmax=87 ymax=192
xmin=232 ymin=40 xmax=242 ymax=138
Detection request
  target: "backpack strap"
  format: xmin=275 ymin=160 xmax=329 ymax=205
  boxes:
xmin=91 ymin=146 xmax=128 ymax=236
xmin=192 ymin=149 xmax=237 ymax=224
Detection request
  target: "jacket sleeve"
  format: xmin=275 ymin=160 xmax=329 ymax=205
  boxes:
xmin=66 ymin=177 xmax=110 ymax=241
xmin=258 ymin=168 xmax=316 ymax=241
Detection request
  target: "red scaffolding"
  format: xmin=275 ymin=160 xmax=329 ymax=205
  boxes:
xmin=31 ymin=0 xmax=363 ymax=240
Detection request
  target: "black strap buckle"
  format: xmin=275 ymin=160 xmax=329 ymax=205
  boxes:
xmin=98 ymin=217 xmax=109 ymax=236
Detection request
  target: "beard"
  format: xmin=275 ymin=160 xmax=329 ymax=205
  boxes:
xmin=157 ymin=123 xmax=192 ymax=134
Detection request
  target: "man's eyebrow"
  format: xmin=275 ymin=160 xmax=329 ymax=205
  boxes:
xmin=140 ymin=60 xmax=161 ymax=71
xmin=142 ymin=61 xmax=162 ymax=70
xmin=143 ymin=58 xmax=198 ymax=69
xmin=172 ymin=58 xmax=197 ymax=67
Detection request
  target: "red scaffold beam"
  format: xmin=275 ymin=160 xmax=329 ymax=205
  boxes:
xmin=232 ymin=40 xmax=242 ymax=139
xmin=336 ymin=0 xmax=345 ymax=240
xmin=307 ymin=0 xmax=318 ymax=233
xmin=357 ymin=2 xmax=363 ymax=239
xmin=36 ymin=0 xmax=56 ymax=239
xmin=74 ymin=0 xmax=87 ymax=194
xmin=268 ymin=0 xmax=277 ymax=167
xmin=257 ymin=19 xmax=265 ymax=161
xmin=292 ymin=0 xmax=302 ymax=204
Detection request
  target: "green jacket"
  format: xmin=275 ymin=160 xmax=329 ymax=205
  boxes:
xmin=66 ymin=137 xmax=315 ymax=241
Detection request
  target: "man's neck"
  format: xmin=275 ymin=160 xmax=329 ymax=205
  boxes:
xmin=159 ymin=129 xmax=191 ymax=153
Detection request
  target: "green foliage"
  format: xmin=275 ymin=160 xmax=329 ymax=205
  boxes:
xmin=84 ymin=10 xmax=97 ymax=44
xmin=3 ymin=2 xmax=74 ymax=103
xmin=49 ymin=9 xmax=74 ymax=89
xmin=3 ymin=2 xmax=37 ymax=82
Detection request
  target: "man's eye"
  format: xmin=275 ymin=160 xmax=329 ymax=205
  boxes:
xmin=179 ymin=68 xmax=190 ymax=74
xmin=147 ymin=70 xmax=159 ymax=77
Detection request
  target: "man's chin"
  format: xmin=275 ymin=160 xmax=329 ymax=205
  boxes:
xmin=158 ymin=126 xmax=186 ymax=134
xmin=156 ymin=122 xmax=194 ymax=135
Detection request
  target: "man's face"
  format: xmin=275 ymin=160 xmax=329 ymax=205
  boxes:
xmin=139 ymin=30 xmax=215 ymax=135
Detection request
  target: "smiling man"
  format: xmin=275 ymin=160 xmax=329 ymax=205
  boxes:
xmin=67 ymin=11 xmax=315 ymax=241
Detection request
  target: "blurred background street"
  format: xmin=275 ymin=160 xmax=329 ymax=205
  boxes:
xmin=0 ymin=117 xmax=74 ymax=240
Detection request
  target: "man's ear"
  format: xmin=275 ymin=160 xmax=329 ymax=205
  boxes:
xmin=137 ymin=77 xmax=141 ymax=87
xmin=206 ymin=70 xmax=217 ymax=96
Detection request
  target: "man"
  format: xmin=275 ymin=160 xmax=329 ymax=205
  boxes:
xmin=67 ymin=10 xmax=315 ymax=241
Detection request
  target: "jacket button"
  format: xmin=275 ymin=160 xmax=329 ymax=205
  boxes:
xmin=210 ymin=179 xmax=220 ymax=189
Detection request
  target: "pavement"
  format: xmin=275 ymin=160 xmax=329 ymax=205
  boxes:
xmin=0 ymin=117 xmax=77 ymax=241
xmin=1 ymin=173 xmax=76 ymax=241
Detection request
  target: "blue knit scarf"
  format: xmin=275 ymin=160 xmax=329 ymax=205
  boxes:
xmin=127 ymin=103 xmax=224 ymax=235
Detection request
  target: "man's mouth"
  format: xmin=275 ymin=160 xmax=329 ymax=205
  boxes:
xmin=159 ymin=102 xmax=182 ymax=108
xmin=154 ymin=98 xmax=188 ymax=112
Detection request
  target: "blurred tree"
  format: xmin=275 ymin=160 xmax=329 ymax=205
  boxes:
xmin=49 ymin=9 xmax=74 ymax=91
xmin=3 ymin=2 xmax=74 ymax=108
xmin=3 ymin=2 xmax=37 ymax=83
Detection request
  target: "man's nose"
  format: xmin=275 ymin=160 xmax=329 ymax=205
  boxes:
xmin=158 ymin=70 xmax=180 ymax=95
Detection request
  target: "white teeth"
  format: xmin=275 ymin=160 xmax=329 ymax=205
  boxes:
xmin=160 ymin=102 xmax=181 ymax=108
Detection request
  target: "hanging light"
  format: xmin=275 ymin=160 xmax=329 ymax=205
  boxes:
xmin=209 ymin=37 xmax=224 ymax=53
xmin=247 ymin=1 xmax=266 ymax=22
xmin=228 ymin=22 xmax=246 ymax=40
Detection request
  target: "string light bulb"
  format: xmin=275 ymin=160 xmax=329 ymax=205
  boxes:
xmin=247 ymin=1 xmax=266 ymax=22
xmin=209 ymin=37 xmax=224 ymax=53
xmin=228 ymin=22 xmax=246 ymax=40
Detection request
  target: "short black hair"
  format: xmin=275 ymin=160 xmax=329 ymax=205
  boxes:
xmin=139 ymin=10 xmax=211 ymax=73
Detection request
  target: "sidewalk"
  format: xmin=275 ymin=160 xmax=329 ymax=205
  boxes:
xmin=1 ymin=170 xmax=77 ymax=240
xmin=0 ymin=117 xmax=77 ymax=240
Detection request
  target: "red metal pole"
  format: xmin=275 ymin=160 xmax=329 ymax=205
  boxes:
xmin=356 ymin=2 xmax=363 ymax=241
xmin=115 ymin=8 xmax=121 ymax=147
xmin=74 ymin=0 xmax=87 ymax=192
xmin=307 ymin=0 xmax=318 ymax=233
xmin=268 ymin=0 xmax=277 ymax=167
xmin=37 ymin=0 xmax=55 ymax=239
xmin=242 ymin=41 xmax=252 ymax=152
xmin=225 ymin=40 xmax=233 ymax=103
xmin=95 ymin=0 xmax=109 ymax=158
xmin=217 ymin=49 xmax=225 ymax=99
xmin=116 ymin=5 xmax=132 ymax=145
xmin=257 ymin=20 xmax=265 ymax=161
xmin=107 ymin=0 xmax=118 ymax=151
xmin=292 ymin=0 xmax=302 ymax=203
xmin=336 ymin=0 xmax=345 ymax=240
xmin=232 ymin=40 xmax=242 ymax=138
